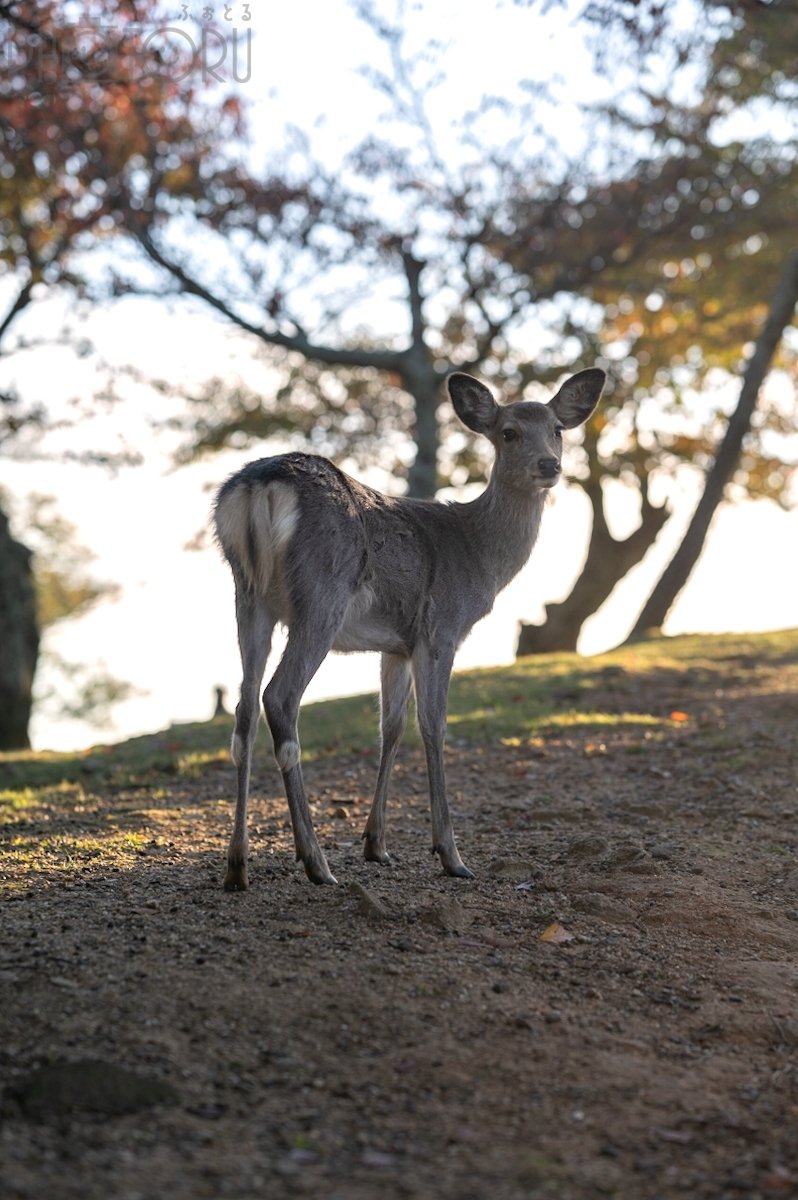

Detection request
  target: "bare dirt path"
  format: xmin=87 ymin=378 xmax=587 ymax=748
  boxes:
xmin=2 ymin=639 xmax=798 ymax=1199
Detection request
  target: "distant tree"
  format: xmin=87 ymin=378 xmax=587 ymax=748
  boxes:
xmin=516 ymin=0 xmax=798 ymax=651
xmin=0 ymin=0 xmax=240 ymax=746
xmin=6 ymin=492 xmax=137 ymax=737
xmin=0 ymin=506 xmax=37 ymax=748
xmin=134 ymin=1 xmax=797 ymax=659
xmin=3 ymin=0 xmax=797 ymax=753
xmin=628 ymin=250 xmax=798 ymax=640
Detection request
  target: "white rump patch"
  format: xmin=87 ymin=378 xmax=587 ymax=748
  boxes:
xmin=215 ymin=489 xmax=250 ymax=569
xmin=267 ymin=482 xmax=299 ymax=551
xmin=216 ymin=480 xmax=299 ymax=594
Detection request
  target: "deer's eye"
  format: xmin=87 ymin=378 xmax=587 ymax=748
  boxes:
xmin=502 ymin=428 xmax=519 ymax=443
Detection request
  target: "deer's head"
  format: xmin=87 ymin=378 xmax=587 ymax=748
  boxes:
xmin=447 ymin=369 xmax=605 ymax=492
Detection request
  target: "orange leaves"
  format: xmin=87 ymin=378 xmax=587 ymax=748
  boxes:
xmin=670 ymin=710 xmax=690 ymax=723
xmin=539 ymin=922 xmax=574 ymax=945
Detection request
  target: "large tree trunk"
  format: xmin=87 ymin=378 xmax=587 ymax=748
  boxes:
xmin=401 ymin=253 xmax=442 ymax=501
xmin=406 ymin=382 xmax=440 ymax=498
xmin=0 ymin=504 xmax=39 ymax=750
xmin=403 ymin=339 xmax=442 ymax=498
xmin=517 ymin=481 xmax=669 ymax=656
xmin=627 ymin=249 xmax=798 ymax=641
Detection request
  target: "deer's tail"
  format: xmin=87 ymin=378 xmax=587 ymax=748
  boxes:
xmin=213 ymin=479 xmax=298 ymax=596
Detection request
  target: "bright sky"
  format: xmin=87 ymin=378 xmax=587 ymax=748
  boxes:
xmin=3 ymin=0 xmax=797 ymax=751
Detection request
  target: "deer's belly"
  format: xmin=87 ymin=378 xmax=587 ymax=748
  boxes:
xmin=331 ymin=585 xmax=408 ymax=655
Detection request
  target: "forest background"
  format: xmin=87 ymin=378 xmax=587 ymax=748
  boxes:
xmin=1 ymin=0 xmax=796 ymax=751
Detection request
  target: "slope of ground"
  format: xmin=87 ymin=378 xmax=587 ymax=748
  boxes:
xmin=1 ymin=631 xmax=798 ymax=1199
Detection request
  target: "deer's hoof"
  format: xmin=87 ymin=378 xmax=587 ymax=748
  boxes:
xmin=304 ymin=856 xmax=338 ymax=886
xmin=224 ymin=860 xmax=249 ymax=891
xmin=446 ymin=862 xmax=475 ymax=880
xmin=362 ymin=832 xmax=391 ymax=865
xmin=433 ymin=844 xmax=475 ymax=879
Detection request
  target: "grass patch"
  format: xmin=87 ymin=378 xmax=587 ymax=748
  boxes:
xmin=2 ymin=828 xmax=149 ymax=888
xmin=177 ymin=750 xmax=230 ymax=779
xmin=2 ymin=627 xmax=797 ymax=798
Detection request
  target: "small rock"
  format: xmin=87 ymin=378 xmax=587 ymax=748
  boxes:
xmin=565 ymin=835 xmax=611 ymax=862
xmin=9 ymin=1060 xmax=180 ymax=1120
xmin=348 ymin=881 xmax=388 ymax=922
xmin=650 ymin=844 xmax=676 ymax=861
xmin=570 ymin=892 xmax=636 ymax=923
xmin=600 ymin=842 xmax=651 ymax=871
xmin=419 ymin=897 xmax=470 ymax=934
xmin=332 ymin=807 xmax=350 ymax=820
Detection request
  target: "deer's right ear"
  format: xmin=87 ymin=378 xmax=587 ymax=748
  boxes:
xmin=447 ymin=373 xmax=499 ymax=434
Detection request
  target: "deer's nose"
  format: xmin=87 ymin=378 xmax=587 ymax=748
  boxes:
xmin=538 ymin=457 xmax=560 ymax=478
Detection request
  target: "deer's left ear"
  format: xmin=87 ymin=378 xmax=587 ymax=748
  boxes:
xmin=549 ymin=368 xmax=605 ymax=429
xmin=447 ymin=372 xmax=500 ymax=435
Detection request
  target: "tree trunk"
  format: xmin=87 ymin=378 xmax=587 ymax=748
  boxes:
xmin=406 ymin=386 xmax=439 ymax=497
xmin=0 ymin=504 xmax=39 ymax=750
xmin=517 ymin=481 xmax=669 ymax=656
xmin=627 ymin=249 xmax=798 ymax=641
xmin=403 ymin=349 xmax=442 ymax=499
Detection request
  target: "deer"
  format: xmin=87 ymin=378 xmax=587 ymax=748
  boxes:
xmin=213 ymin=367 xmax=605 ymax=891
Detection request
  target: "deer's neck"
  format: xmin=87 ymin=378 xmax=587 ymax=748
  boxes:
xmin=458 ymin=478 xmax=547 ymax=592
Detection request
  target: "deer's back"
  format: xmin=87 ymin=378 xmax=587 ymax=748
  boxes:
xmin=216 ymin=452 xmax=494 ymax=653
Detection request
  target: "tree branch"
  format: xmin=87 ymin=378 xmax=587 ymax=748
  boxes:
xmin=135 ymin=228 xmax=406 ymax=373
xmin=0 ymin=278 xmax=34 ymax=349
xmin=402 ymin=248 xmax=426 ymax=349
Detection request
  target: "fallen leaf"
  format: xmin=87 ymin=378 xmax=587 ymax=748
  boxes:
xmin=670 ymin=711 xmax=690 ymax=722
xmin=540 ymin=921 xmax=574 ymax=944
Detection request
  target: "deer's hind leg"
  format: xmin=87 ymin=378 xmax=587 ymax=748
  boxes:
xmin=263 ymin=595 xmax=358 ymax=886
xmin=363 ymin=653 xmax=412 ymax=864
xmin=225 ymin=584 xmax=275 ymax=892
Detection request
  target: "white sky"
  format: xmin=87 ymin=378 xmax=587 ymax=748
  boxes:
xmin=3 ymin=0 xmax=797 ymax=751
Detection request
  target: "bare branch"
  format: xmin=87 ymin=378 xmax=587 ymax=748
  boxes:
xmin=0 ymin=278 xmax=33 ymax=348
xmin=135 ymin=228 xmax=406 ymax=373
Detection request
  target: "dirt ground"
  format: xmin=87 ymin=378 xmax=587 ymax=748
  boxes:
xmin=2 ymin=642 xmax=798 ymax=1199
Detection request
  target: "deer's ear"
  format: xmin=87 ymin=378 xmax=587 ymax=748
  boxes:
xmin=447 ymin=373 xmax=499 ymax=434
xmin=549 ymin=368 xmax=605 ymax=429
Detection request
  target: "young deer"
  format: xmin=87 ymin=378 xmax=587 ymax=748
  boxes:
xmin=214 ymin=368 xmax=605 ymax=890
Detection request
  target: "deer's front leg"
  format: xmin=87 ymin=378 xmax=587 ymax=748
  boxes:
xmin=412 ymin=642 xmax=474 ymax=880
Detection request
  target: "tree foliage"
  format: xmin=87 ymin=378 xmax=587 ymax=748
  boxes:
xmin=0 ymin=0 xmax=237 ymax=746
xmin=1 ymin=0 xmax=796 ymax=747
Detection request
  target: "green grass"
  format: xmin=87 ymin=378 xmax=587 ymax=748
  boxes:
xmin=3 ymin=628 xmax=797 ymax=893
xmin=2 ymin=627 xmax=797 ymax=802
